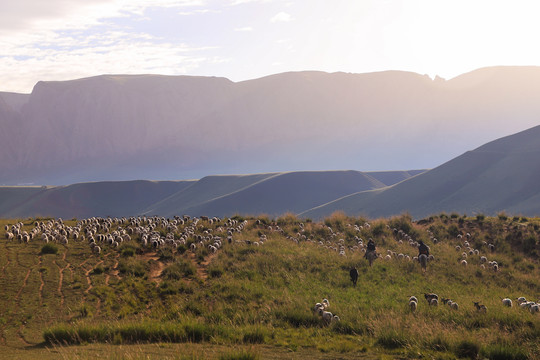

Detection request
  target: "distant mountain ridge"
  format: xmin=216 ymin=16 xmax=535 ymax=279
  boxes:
xmin=2 ymin=67 xmax=540 ymax=185
xmin=0 ymin=170 xmax=423 ymax=219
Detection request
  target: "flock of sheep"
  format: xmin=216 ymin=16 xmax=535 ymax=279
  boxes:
xmin=313 ymin=298 xmax=340 ymax=325
xmin=4 ymin=216 xmax=539 ymax=327
xmin=405 ymin=293 xmax=539 ymax=315
xmin=3 ymin=216 xmax=260 ymax=261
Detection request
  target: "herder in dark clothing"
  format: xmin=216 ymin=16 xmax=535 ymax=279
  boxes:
xmin=365 ymin=238 xmax=376 ymax=257
xmin=364 ymin=238 xmax=377 ymax=266
xmin=418 ymin=240 xmax=430 ymax=256
xmin=367 ymin=238 xmax=375 ymax=252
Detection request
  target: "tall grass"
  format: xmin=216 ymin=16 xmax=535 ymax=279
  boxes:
xmin=1 ymin=215 xmax=539 ymax=359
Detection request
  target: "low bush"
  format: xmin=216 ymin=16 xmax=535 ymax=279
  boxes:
xmin=40 ymin=243 xmax=58 ymax=255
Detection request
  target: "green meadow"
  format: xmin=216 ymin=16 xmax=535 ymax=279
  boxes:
xmin=0 ymin=212 xmax=538 ymax=359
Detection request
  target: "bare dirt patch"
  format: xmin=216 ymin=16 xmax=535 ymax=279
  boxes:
xmin=141 ymin=252 xmax=165 ymax=284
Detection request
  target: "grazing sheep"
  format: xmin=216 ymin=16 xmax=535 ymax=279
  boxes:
xmin=349 ymin=267 xmax=359 ymax=286
xmin=409 ymin=296 xmax=418 ymax=303
xmin=313 ymin=303 xmax=324 ymax=314
xmin=502 ymin=298 xmax=513 ymax=307
xmin=473 ymin=302 xmax=487 ymax=312
xmin=460 ymin=259 xmax=468 ymax=266
xmin=409 ymin=300 xmax=418 ymax=312
xmin=451 ymin=302 xmax=459 ymax=310
xmin=424 ymin=293 xmax=439 ymax=303
xmin=530 ymin=304 xmax=540 ymax=314
xmin=429 ymin=298 xmax=439 ymax=306
xmin=322 ymin=298 xmax=330 ymax=309
xmin=318 ymin=308 xmax=334 ymax=325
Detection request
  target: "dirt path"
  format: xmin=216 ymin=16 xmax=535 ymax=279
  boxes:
xmin=38 ymin=256 xmax=44 ymax=306
xmin=105 ymin=255 xmax=120 ymax=285
xmin=54 ymin=261 xmax=70 ymax=306
xmin=54 ymin=248 xmax=71 ymax=306
xmin=14 ymin=269 xmax=31 ymax=302
xmin=141 ymin=252 xmax=165 ymax=284
xmin=0 ymin=241 xmax=11 ymax=280
xmin=16 ymin=324 xmax=32 ymax=346
xmin=85 ymin=260 xmax=104 ymax=294
xmin=189 ymin=252 xmax=217 ymax=281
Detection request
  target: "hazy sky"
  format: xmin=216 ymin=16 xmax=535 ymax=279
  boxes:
xmin=2 ymin=0 xmax=540 ymax=93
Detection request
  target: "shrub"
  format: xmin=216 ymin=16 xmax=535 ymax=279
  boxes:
xmin=375 ymin=328 xmax=409 ymax=349
xmin=92 ymin=265 xmax=105 ymax=275
xmin=209 ymin=266 xmax=224 ymax=278
xmin=455 ymin=339 xmax=480 ymax=359
xmin=242 ymin=327 xmax=266 ymax=344
xmin=275 ymin=309 xmax=320 ymax=328
xmin=523 ymin=236 xmax=537 ymax=253
xmin=482 ymin=343 xmax=529 ymax=360
xmin=120 ymin=245 xmax=136 ymax=257
xmin=447 ymin=225 xmax=460 ymax=238
xmin=157 ymin=247 xmax=174 ymax=262
xmin=118 ymin=258 xmax=147 ymax=277
xmin=40 ymin=243 xmax=58 ymax=255
xmin=162 ymin=259 xmax=196 ymax=280
xmin=219 ymin=350 xmax=259 ymax=360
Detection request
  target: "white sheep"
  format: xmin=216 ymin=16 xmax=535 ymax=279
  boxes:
xmin=502 ymin=298 xmax=513 ymax=307
xmin=322 ymin=298 xmax=330 ymax=309
xmin=313 ymin=303 xmax=324 ymax=313
xmin=317 ymin=308 xmax=334 ymax=325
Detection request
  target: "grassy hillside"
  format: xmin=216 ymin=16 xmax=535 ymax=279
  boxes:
xmin=302 ymin=125 xmax=540 ymax=219
xmin=0 ymin=170 xmax=427 ymax=219
xmin=0 ymin=213 xmax=538 ymax=359
xmin=167 ymin=171 xmax=389 ymax=218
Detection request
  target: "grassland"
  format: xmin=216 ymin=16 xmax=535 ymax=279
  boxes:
xmin=0 ymin=212 xmax=539 ymax=359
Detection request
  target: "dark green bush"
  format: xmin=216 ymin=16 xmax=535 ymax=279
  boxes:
xmin=40 ymin=243 xmax=58 ymax=255
xmin=482 ymin=343 xmax=529 ymax=360
xmin=455 ymin=339 xmax=480 ymax=359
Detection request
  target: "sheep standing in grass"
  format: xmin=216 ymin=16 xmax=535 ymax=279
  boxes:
xmin=317 ymin=307 xmax=334 ymax=325
xmin=424 ymin=293 xmax=438 ymax=304
xmin=474 ymin=302 xmax=487 ymax=312
xmin=502 ymin=298 xmax=513 ymax=307
xmin=409 ymin=296 xmax=418 ymax=312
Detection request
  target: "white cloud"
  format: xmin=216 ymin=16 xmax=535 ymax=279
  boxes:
xmin=0 ymin=0 xmax=204 ymax=34
xmin=229 ymin=0 xmax=273 ymax=5
xmin=0 ymin=26 xmax=221 ymax=93
xmin=270 ymin=11 xmax=292 ymax=23
xmin=234 ymin=26 xmax=253 ymax=31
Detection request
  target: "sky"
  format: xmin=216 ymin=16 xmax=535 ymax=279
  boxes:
xmin=2 ymin=0 xmax=540 ymax=93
